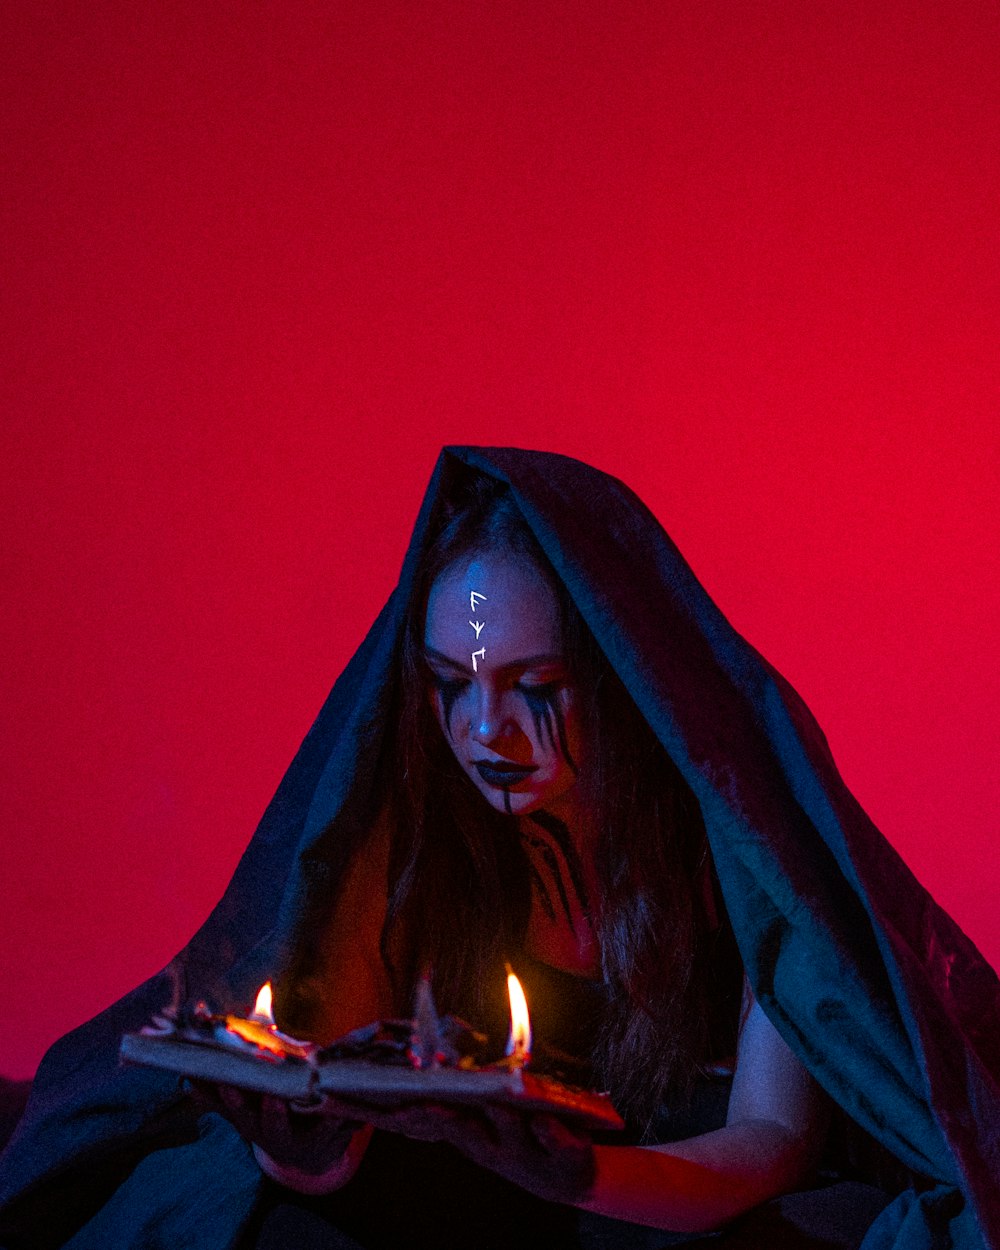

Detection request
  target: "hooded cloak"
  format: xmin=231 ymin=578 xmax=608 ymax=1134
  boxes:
xmin=1 ymin=446 xmax=997 ymax=1250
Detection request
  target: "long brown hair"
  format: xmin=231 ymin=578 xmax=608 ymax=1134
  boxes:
xmin=382 ymin=470 xmax=741 ymax=1127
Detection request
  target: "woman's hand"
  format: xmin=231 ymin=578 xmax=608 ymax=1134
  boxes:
xmin=187 ymin=1081 xmax=365 ymax=1180
xmin=320 ymin=1096 xmax=596 ymax=1204
xmin=188 ymin=1082 xmax=594 ymax=1203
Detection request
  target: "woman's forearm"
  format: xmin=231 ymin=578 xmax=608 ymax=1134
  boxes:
xmin=578 ymin=1119 xmax=814 ymax=1233
xmin=253 ymin=1124 xmax=374 ymax=1196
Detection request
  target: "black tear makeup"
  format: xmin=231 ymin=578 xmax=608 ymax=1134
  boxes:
xmin=519 ymin=683 xmax=577 ymax=773
xmin=435 ymin=677 xmax=464 ymax=739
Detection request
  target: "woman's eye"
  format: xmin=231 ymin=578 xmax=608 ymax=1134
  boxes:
xmin=430 ymin=675 xmax=469 ymax=695
xmin=516 ymin=680 xmax=562 ymax=698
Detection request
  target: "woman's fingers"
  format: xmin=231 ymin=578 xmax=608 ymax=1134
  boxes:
xmin=529 ymin=1112 xmax=586 ymax=1153
xmin=394 ymin=1103 xmax=478 ymax=1146
xmin=187 ymin=1081 xmax=258 ymax=1131
xmin=260 ymin=1094 xmax=292 ymax=1146
xmin=316 ymin=1094 xmax=378 ymax=1122
xmin=187 ymin=1079 xmax=589 ymax=1198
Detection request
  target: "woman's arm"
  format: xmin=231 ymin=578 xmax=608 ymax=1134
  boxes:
xmin=578 ymin=993 xmax=829 ymax=1231
xmin=323 ymin=991 xmax=827 ymax=1231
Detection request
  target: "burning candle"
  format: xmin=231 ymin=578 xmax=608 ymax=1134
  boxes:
xmin=223 ymin=982 xmax=314 ymax=1059
xmin=505 ymin=969 xmax=532 ymax=1066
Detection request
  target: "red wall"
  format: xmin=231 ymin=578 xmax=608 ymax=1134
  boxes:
xmin=3 ymin=1 xmax=998 ymax=1079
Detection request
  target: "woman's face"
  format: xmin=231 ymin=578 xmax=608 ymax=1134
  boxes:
xmin=423 ymin=552 xmax=584 ymax=819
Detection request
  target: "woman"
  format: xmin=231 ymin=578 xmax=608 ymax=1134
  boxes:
xmin=1 ymin=448 xmax=997 ymax=1249
xmin=200 ymin=471 xmax=834 ymax=1240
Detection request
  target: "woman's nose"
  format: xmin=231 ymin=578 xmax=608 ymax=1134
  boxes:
xmin=469 ymin=687 xmax=511 ymax=745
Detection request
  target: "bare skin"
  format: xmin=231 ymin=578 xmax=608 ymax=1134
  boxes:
xmin=423 ymin=555 xmax=585 ymax=824
xmin=187 ymin=1083 xmax=372 ymax=1194
xmin=200 ymin=551 xmax=828 ymax=1228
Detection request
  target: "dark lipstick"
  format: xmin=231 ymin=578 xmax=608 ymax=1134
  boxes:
xmin=474 ymin=761 xmax=537 ymax=788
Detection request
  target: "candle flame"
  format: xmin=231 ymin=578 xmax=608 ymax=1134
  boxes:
xmin=221 ymin=981 xmax=315 ymax=1059
xmin=251 ymin=982 xmax=275 ymax=1024
xmin=505 ymin=969 xmax=532 ymax=1064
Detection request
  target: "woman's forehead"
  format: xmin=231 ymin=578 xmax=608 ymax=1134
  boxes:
xmin=424 ymin=555 xmax=562 ymax=655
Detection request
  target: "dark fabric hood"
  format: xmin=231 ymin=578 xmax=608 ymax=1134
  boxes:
xmin=1 ymin=446 xmax=997 ymax=1249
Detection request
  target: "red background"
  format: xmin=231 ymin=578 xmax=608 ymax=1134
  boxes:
xmin=3 ymin=2 xmax=998 ymax=1079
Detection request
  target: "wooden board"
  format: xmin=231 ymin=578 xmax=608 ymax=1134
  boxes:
xmin=119 ymin=1033 xmax=623 ymax=1130
xmin=120 ymin=1033 xmax=314 ymax=1100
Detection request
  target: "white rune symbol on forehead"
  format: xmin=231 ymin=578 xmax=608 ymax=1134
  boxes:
xmin=469 ymin=590 xmax=487 ymax=671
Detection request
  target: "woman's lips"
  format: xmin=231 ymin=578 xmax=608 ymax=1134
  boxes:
xmin=474 ymin=761 xmax=538 ymax=788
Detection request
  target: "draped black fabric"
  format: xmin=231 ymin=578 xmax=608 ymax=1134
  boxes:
xmin=1 ymin=447 xmax=997 ymax=1249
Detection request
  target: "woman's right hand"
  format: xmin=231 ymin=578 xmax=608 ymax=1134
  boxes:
xmin=188 ymin=1081 xmax=370 ymax=1191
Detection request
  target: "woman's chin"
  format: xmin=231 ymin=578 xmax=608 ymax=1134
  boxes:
xmin=471 ymin=772 xmax=581 ymax=820
xmin=475 ymin=781 xmax=544 ymax=815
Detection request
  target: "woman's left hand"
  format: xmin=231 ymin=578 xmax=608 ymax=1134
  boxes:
xmin=322 ymin=1096 xmax=596 ymax=1204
